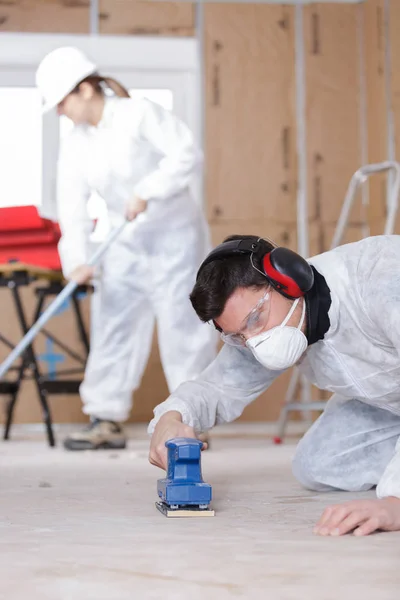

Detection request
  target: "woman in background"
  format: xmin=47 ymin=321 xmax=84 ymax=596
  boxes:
xmin=36 ymin=46 xmax=217 ymax=451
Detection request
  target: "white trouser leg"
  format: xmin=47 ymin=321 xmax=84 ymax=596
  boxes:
xmin=151 ymin=219 xmax=218 ymax=392
xmin=80 ymin=235 xmax=155 ymax=422
xmin=377 ymin=437 xmax=400 ymax=498
xmin=292 ymin=395 xmax=400 ymax=492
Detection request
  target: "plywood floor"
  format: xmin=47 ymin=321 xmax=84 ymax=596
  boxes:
xmin=1 ymin=425 xmax=399 ymax=599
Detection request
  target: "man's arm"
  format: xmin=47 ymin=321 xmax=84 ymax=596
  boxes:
xmin=148 ymin=343 xmax=284 ymax=469
xmin=149 ymin=343 xmax=283 ymax=433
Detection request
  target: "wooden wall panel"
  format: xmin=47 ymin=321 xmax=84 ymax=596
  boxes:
xmin=0 ymin=0 xmax=194 ymax=36
xmin=205 ymin=3 xmax=297 ymax=225
xmin=99 ymin=0 xmax=195 ymax=37
xmin=210 ymin=220 xmax=297 ymax=253
xmin=363 ymin=0 xmax=388 ymax=225
xmin=389 ymin=0 xmax=400 ymax=171
xmin=304 ymin=3 xmax=361 ymax=226
xmin=309 ymin=219 xmax=383 ymax=259
xmin=0 ymin=0 xmax=90 ymax=34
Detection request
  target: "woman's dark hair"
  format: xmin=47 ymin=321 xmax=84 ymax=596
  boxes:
xmin=71 ymin=74 xmax=130 ymax=99
xmin=190 ymin=235 xmax=274 ymax=324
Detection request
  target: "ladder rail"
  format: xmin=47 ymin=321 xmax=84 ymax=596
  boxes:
xmin=331 ymin=161 xmax=400 ymax=249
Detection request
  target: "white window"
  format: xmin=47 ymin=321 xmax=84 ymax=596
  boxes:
xmin=0 ymin=87 xmax=42 ymax=208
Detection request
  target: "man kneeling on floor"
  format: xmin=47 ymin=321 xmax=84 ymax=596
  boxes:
xmin=148 ymin=234 xmax=400 ymax=537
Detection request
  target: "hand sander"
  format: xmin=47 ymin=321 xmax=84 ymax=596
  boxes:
xmin=156 ymin=437 xmax=214 ymax=518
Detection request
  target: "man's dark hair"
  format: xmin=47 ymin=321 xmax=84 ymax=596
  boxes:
xmin=190 ymin=235 xmax=274 ymax=324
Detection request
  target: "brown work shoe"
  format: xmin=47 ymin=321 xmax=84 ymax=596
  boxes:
xmin=63 ymin=418 xmax=127 ymax=451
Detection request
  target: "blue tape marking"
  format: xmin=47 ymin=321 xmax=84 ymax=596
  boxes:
xmin=38 ymin=339 xmax=65 ymax=380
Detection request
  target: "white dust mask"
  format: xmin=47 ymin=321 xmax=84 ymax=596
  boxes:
xmin=246 ymin=298 xmax=308 ymax=370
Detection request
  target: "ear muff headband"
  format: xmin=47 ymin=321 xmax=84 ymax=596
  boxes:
xmin=199 ymin=239 xmax=263 ymax=268
xmin=197 ymin=238 xmax=314 ymax=300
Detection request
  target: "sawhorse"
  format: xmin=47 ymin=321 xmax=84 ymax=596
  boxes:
xmin=0 ymin=263 xmax=91 ymax=447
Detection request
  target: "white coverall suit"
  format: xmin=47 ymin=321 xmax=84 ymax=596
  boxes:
xmin=148 ymin=236 xmax=400 ymax=499
xmin=57 ymin=96 xmax=217 ymax=422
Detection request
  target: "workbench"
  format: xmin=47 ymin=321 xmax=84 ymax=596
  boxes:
xmin=0 ymin=262 xmax=91 ymax=447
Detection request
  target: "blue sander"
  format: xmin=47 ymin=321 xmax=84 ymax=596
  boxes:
xmin=156 ymin=437 xmax=215 ymax=517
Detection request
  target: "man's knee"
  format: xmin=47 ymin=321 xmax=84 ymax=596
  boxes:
xmin=292 ymin=436 xmax=335 ymax=492
xmin=292 ymin=434 xmax=375 ymax=493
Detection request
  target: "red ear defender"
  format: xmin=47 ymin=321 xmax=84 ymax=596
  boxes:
xmin=262 ymin=247 xmax=314 ymax=299
xmin=196 ymin=238 xmax=314 ymax=299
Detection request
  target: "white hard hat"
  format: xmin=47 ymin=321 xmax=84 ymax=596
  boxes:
xmin=36 ymin=47 xmax=97 ymax=113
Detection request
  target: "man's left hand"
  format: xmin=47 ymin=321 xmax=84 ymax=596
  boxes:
xmin=314 ymin=497 xmax=400 ymax=537
xmin=125 ymin=196 xmax=147 ymax=221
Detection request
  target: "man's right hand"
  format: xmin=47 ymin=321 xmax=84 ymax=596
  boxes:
xmin=68 ymin=264 xmax=95 ymax=285
xmin=149 ymin=411 xmax=207 ymax=471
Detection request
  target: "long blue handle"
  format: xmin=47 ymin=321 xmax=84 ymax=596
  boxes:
xmin=0 ymin=219 xmax=128 ymax=380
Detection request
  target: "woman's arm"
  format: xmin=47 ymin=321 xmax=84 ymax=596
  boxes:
xmin=56 ymin=134 xmax=92 ymax=277
xmin=132 ymin=99 xmax=202 ymax=202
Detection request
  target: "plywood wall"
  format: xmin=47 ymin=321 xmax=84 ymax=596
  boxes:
xmin=204 ymin=0 xmax=400 ymax=258
xmin=389 ymin=0 xmax=400 ymax=181
xmin=204 ymin=3 xmax=299 ymax=423
xmin=204 ymin=3 xmax=297 ymax=228
xmin=303 ymin=3 xmax=360 ymax=226
xmin=0 ymin=0 xmax=89 ymax=33
xmin=359 ymin=0 xmax=400 ymax=235
xmin=99 ymin=0 xmax=194 ymax=36
xmin=0 ymin=0 xmax=195 ymax=35
xmin=363 ymin=0 xmax=389 ymax=226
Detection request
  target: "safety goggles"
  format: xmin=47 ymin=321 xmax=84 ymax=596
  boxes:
xmin=219 ymin=290 xmax=271 ymax=347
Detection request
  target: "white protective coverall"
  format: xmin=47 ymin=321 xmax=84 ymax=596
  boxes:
xmin=148 ymin=235 xmax=400 ymax=498
xmin=57 ymin=95 xmax=217 ymax=422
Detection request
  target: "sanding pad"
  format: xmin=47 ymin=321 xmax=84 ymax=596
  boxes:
xmin=155 ymin=501 xmax=215 ymax=518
